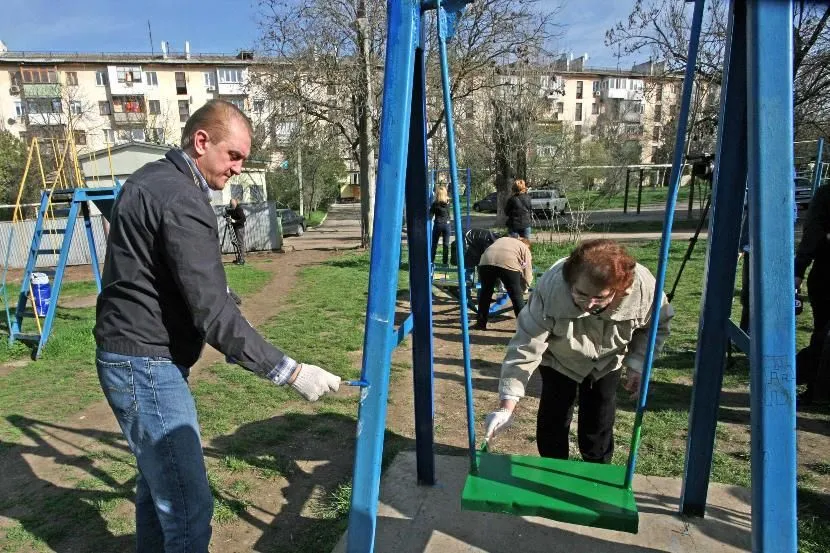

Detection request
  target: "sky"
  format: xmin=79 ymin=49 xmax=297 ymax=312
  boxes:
xmin=0 ymin=0 xmax=641 ymax=68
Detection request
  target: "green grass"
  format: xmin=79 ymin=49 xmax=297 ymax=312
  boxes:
xmin=306 ymin=209 xmax=328 ymax=227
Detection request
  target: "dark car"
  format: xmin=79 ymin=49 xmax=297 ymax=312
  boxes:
xmin=277 ymin=208 xmax=306 ymax=236
xmin=473 ymin=192 xmax=498 ymax=213
xmin=795 ymin=177 xmax=813 ymax=210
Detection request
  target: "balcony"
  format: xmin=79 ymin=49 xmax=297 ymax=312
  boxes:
xmin=27 ymin=113 xmax=66 ymax=126
xmin=113 ymin=112 xmax=147 ymax=124
xmin=22 ymin=83 xmax=62 ymax=98
xmin=602 ymin=88 xmax=645 ymax=102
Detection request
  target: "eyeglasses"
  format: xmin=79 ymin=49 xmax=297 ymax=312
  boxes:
xmin=571 ymin=287 xmax=615 ymax=304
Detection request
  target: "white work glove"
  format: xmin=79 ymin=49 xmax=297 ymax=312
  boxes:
xmin=484 ymin=408 xmax=514 ymax=441
xmin=290 ymin=363 xmax=341 ymax=401
xmin=622 ymin=367 xmax=642 ymax=401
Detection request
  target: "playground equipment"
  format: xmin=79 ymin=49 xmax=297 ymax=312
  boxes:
xmin=346 ymin=0 xmax=797 ymax=551
xmin=1 ymin=134 xmax=120 ymax=358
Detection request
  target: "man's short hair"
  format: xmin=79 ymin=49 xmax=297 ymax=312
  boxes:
xmin=181 ymin=100 xmax=253 ymax=150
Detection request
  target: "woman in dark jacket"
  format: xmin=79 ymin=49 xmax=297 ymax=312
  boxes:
xmin=430 ymin=185 xmax=452 ymax=265
xmin=504 ymin=179 xmax=532 ymax=239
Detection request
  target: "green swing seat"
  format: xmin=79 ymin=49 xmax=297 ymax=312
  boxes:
xmin=461 ymin=446 xmax=639 ymax=533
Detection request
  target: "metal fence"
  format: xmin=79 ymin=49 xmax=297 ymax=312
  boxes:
xmin=1 ymin=201 xmax=283 ymax=270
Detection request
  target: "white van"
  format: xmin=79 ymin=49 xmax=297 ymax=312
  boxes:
xmin=528 ymin=189 xmax=568 ymax=215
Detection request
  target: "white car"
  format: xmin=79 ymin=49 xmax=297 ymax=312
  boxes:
xmin=528 ymin=189 xmax=568 ymax=216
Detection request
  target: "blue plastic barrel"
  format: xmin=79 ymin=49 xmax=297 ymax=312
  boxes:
xmin=31 ymin=272 xmax=51 ymax=317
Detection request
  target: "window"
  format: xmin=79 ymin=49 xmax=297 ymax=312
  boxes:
xmin=592 ymin=80 xmax=600 ymax=94
xmin=178 ymin=99 xmax=190 ymax=122
xmin=217 ymin=68 xmax=244 ymax=84
xmin=652 ymin=146 xmax=659 ymax=160
xmin=464 ymin=100 xmax=474 ymax=120
xmin=556 ymin=102 xmax=564 ymax=114
xmin=253 ymin=100 xmax=265 ymax=113
xmin=65 ymin=72 xmax=78 ymax=86
xmin=99 ymin=101 xmax=112 ymax=115
xmin=14 ymin=101 xmax=24 ymax=116
xmin=575 ymin=102 xmax=582 ymax=121
xmin=21 ymin=68 xmax=58 ymax=84
xmin=591 ymin=102 xmax=598 ymax=115
xmin=654 ymin=104 xmax=663 ymax=122
xmin=576 ymin=81 xmax=583 ymax=99
xmin=69 ymin=100 xmax=82 ymax=115
xmin=96 ymin=70 xmax=109 ymax=86
xmin=574 ymin=125 xmax=582 ymax=141
xmin=175 ymin=72 xmax=187 ymax=94
xmin=656 ymin=84 xmax=663 ymax=102
xmin=151 ymin=128 xmax=165 ymax=143
xmin=130 ymin=128 xmax=146 ymax=142
xmin=204 ymin=71 xmax=216 ymax=88
xmin=148 ymin=100 xmax=161 ymax=114
xmin=10 ymin=71 xmax=21 ymax=86
xmin=74 ymin=130 xmax=87 ymax=146
xmin=103 ymin=129 xmax=116 ymax=143
xmin=116 ymin=66 xmax=142 ymax=84
xmin=145 ymin=71 xmax=158 ymax=86
xmin=652 ymin=125 xmax=661 ymax=141
xmin=227 ymin=97 xmax=245 ymax=111
xmin=51 ymin=98 xmax=62 ymax=113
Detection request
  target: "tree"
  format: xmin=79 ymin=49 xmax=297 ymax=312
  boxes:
xmin=606 ymin=0 xmax=830 ymax=138
xmin=255 ymin=0 xmax=562 ymax=246
xmin=266 ymin=129 xmax=346 ymax=212
xmin=0 ymin=130 xmax=32 ymax=219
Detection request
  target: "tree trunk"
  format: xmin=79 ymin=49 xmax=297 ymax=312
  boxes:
xmin=356 ymin=0 xmax=376 ymax=249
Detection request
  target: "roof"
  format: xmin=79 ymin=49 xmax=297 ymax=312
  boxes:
xmin=76 ymin=141 xmax=172 ymax=162
xmin=0 ymin=51 xmax=259 ymax=66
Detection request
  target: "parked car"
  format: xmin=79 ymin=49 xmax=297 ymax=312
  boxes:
xmin=277 ymin=208 xmax=306 ymax=236
xmin=528 ymin=188 xmax=568 ymax=216
xmin=795 ymin=176 xmax=813 ymax=210
xmin=473 ymin=192 xmax=498 ymax=213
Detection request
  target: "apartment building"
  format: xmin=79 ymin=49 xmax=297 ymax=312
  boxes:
xmin=0 ymin=40 xmax=269 ymax=157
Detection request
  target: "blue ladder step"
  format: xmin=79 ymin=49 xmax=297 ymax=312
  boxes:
xmin=13 ymin=333 xmax=41 ymax=343
xmin=41 ymin=228 xmax=67 ymax=235
xmin=49 ymin=208 xmax=72 ymax=217
xmin=36 ymin=248 xmax=62 ymax=255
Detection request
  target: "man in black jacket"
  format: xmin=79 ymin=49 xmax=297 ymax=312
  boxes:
xmin=795 ymin=184 xmax=830 ymax=405
xmin=94 ymin=100 xmax=341 ymax=552
xmin=225 ymin=198 xmax=246 ymax=264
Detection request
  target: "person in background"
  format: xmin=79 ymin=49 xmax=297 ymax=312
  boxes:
xmin=483 ymin=239 xmax=673 ymax=463
xmin=504 ymin=178 xmax=532 ymax=239
xmin=473 ymin=236 xmax=533 ymax=331
xmin=795 ymin=184 xmax=830 ymax=405
xmin=225 ymin=198 xmax=247 ymax=265
xmin=94 ymin=100 xmax=341 ymax=552
xmin=430 ymin=185 xmax=452 ymax=266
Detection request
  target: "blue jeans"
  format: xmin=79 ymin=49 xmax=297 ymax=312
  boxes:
xmin=96 ymin=350 xmax=213 ymax=553
xmin=509 ymin=226 xmax=532 ymax=239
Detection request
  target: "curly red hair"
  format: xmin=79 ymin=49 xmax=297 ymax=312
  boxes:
xmin=562 ymin=239 xmax=636 ymax=295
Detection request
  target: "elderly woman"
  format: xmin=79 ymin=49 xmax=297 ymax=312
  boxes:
xmin=473 ymin=236 xmax=534 ymax=331
xmin=484 ymin=239 xmax=674 ymax=463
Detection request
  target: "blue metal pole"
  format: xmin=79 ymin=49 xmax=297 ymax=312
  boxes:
xmin=436 ymin=0 xmax=477 ymax=472
xmin=624 ymin=0 xmax=706 ymax=488
xmin=80 ymin=198 xmax=103 ymax=293
xmin=346 ymin=1 xmax=419 ymax=550
xmin=404 ymin=19 xmax=436 ymax=486
xmin=681 ymin=0 xmax=748 ymax=516
xmin=747 ymin=1 xmax=797 ymax=550
xmin=813 ymin=137 xmax=825 ymax=193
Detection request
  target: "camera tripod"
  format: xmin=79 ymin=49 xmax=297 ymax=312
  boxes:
xmin=221 ymin=216 xmax=243 ymax=263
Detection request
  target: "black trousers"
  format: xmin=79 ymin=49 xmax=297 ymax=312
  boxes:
xmin=537 ymin=366 xmax=621 ymax=463
xmin=476 ymin=265 xmax=525 ymax=325
xmin=233 ymin=225 xmax=246 ymax=263
xmin=431 ymin=222 xmax=450 ymax=265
